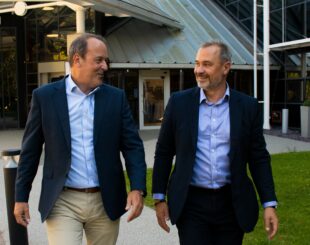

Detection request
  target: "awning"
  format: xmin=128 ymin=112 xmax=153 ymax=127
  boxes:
xmin=0 ymin=0 xmax=183 ymax=29
xmin=65 ymin=0 xmax=184 ymax=29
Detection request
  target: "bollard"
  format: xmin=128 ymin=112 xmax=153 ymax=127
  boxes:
xmin=1 ymin=149 xmax=29 ymax=245
xmin=282 ymin=108 xmax=289 ymax=134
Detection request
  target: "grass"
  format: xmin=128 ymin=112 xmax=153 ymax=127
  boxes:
xmin=126 ymin=151 xmax=310 ymax=244
xmin=243 ymin=151 xmax=310 ymax=245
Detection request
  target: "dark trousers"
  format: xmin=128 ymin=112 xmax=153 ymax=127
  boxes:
xmin=176 ymin=185 xmax=244 ymax=245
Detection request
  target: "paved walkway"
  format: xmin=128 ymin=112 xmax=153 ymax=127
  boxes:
xmin=0 ymin=129 xmax=310 ymax=244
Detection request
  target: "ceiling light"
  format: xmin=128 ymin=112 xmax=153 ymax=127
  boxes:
xmin=118 ymin=13 xmax=130 ymax=17
xmin=14 ymin=1 xmax=27 ymax=16
xmin=42 ymin=6 xmax=54 ymax=11
xmin=46 ymin=34 xmax=59 ymax=38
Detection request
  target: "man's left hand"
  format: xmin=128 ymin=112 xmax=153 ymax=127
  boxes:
xmin=125 ymin=190 xmax=144 ymax=222
xmin=264 ymin=207 xmax=279 ymax=240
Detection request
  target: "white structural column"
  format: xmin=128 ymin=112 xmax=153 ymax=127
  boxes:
xmin=263 ymin=0 xmax=270 ymax=129
xmin=253 ymin=0 xmax=257 ymax=98
xmin=76 ymin=8 xmax=85 ymax=33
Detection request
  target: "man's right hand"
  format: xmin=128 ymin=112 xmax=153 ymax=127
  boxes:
xmin=155 ymin=201 xmax=170 ymax=233
xmin=14 ymin=202 xmax=30 ymax=227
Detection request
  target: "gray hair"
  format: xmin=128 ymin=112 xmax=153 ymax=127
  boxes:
xmin=68 ymin=33 xmax=107 ymax=66
xmin=200 ymin=41 xmax=232 ymax=63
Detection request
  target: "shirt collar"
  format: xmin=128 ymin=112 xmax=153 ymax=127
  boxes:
xmin=66 ymin=74 xmax=100 ymax=96
xmin=199 ymin=83 xmax=230 ymax=105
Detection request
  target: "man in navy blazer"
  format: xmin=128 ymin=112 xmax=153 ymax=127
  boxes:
xmin=152 ymin=41 xmax=278 ymax=244
xmin=14 ymin=33 xmax=146 ymax=244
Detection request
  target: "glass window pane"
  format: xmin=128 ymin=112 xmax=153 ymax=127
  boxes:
xmin=143 ymin=79 xmax=164 ymax=126
xmin=270 ymin=10 xmax=283 ymax=44
xmin=307 ymin=3 xmax=310 ymax=38
xmin=287 ymin=79 xmax=303 ymax=103
xmin=0 ymin=28 xmax=18 ymax=129
xmin=287 ymin=0 xmax=304 ymax=7
xmin=227 ymin=2 xmax=238 ymax=18
xmin=239 ymin=1 xmax=252 ymax=20
xmin=240 ymin=18 xmax=252 ymax=33
xmin=286 ymin=4 xmax=305 ymax=41
xmin=270 ymin=1 xmax=283 ymax=11
xmin=306 ymin=80 xmax=310 ymax=100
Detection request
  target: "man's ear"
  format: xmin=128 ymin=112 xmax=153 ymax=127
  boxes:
xmin=73 ymin=54 xmax=81 ymax=66
xmin=223 ymin=61 xmax=231 ymax=76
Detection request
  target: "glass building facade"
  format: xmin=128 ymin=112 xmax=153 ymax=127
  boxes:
xmin=215 ymin=0 xmax=310 ymax=128
xmin=1 ymin=1 xmax=309 ymax=129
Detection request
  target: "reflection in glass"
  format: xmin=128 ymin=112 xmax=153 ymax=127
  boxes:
xmin=143 ymin=79 xmax=164 ymax=126
xmin=286 ymin=4 xmax=305 ymax=41
xmin=0 ymin=28 xmax=18 ymax=129
xmin=287 ymin=79 xmax=303 ymax=103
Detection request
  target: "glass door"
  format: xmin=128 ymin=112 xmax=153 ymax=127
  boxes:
xmin=0 ymin=27 xmax=18 ymax=129
xmin=139 ymin=70 xmax=170 ymax=129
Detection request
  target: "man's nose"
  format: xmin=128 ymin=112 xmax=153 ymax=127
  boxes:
xmin=195 ymin=66 xmax=204 ymax=74
xmin=101 ymin=61 xmax=108 ymax=70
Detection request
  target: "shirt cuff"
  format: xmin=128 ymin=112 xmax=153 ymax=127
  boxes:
xmin=263 ymin=201 xmax=278 ymax=208
xmin=153 ymin=193 xmax=165 ymax=200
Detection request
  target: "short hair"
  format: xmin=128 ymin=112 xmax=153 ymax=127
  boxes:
xmin=68 ymin=33 xmax=107 ymax=66
xmin=200 ymin=41 xmax=232 ymax=63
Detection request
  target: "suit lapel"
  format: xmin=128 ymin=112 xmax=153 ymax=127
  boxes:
xmin=190 ymin=87 xmax=201 ymax=149
xmin=93 ymin=85 xmax=108 ymax=146
xmin=52 ymin=79 xmax=71 ymax=150
xmin=228 ymin=89 xmax=242 ymax=161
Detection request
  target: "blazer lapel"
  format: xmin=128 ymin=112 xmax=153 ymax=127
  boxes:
xmin=93 ymin=85 xmax=108 ymax=146
xmin=52 ymin=79 xmax=71 ymax=150
xmin=190 ymin=87 xmax=201 ymax=149
xmin=228 ymin=89 xmax=242 ymax=161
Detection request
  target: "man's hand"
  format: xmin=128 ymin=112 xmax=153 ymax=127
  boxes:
xmin=125 ymin=190 xmax=144 ymax=222
xmin=14 ymin=202 xmax=30 ymax=227
xmin=264 ymin=207 xmax=278 ymax=240
xmin=155 ymin=201 xmax=170 ymax=233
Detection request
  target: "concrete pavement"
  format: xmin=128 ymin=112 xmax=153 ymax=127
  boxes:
xmin=0 ymin=129 xmax=310 ymax=244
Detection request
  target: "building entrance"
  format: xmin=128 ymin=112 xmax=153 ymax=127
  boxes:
xmin=139 ymin=70 xmax=170 ymax=129
xmin=0 ymin=27 xmax=18 ymax=129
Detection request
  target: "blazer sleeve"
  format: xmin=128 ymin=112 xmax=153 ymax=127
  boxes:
xmin=152 ymin=94 xmax=176 ymax=195
xmin=247 ymin=100 xmax=277 ymax=203
xmin=15 ymin=90 xmax=44 ymax=202
xmin=120 ymin=91 xmax=147 ymax=195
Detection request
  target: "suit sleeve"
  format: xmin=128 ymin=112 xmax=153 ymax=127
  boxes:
xmin=120 ymin=91 xmax=147 ymax=195
xmin=152 ymin=94 xmax=176 ymax=195
xmin=248 ymin=100 xmax=277 ymax=204
xmin=15 ymin=90 xmax=44 ymax=202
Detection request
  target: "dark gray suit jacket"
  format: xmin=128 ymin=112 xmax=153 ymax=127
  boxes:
xmin=15 ymin=76 xmax=146 ymax=222
xmin=152 ymin=87 xmax=277 ymax=232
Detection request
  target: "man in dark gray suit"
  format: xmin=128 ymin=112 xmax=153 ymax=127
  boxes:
xmin=152 ymin=41 xmax=278 ymax=244
xmin=14 ymin=33 xmax=146 ymax=245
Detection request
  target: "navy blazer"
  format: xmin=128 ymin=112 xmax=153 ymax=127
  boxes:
xmin=152 ymin=87 xmax=277 ymax=232
xmin=15 ymin=76 xmax=146 ymax=222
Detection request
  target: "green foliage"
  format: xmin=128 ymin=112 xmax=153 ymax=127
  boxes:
xmin=302 ymin=99 xmax=310 ymax=107
xmin=125 ymin=151 xmax=310 ymax=245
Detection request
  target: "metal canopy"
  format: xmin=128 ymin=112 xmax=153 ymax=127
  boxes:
xmin=269 ymin=38 xmax=310 ymax=51
xmin=0 ymin=0 xmax=183 ymax=29
xmin=63 ymin=0 xmax=184 ymax=29
xmin=106 ymin=0 xmax=278 ymax=69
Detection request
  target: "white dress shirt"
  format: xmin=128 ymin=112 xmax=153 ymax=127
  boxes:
xmin=64 ymin=75 xmax=100 ymax=188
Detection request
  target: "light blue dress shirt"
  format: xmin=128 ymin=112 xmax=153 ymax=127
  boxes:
xmin=191 ymin=87 xmax=231 ymax=188
xmin=154 ymin=86 xmax=277 ymax=208
xmin=64 ymin=75 xmax=100 ymax=188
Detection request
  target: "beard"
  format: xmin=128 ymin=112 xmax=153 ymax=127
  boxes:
xmin=196 ymin=76 xmax=224 ymax=91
